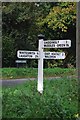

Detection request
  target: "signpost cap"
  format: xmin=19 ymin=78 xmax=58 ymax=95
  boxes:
xmin=38 ymin=34 xmax=45 ymax=39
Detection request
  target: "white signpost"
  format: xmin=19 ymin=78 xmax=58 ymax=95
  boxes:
xmin=17 ymin=50 xmax=39 ymax=59
xmin=44 ymin=52 xmax=65 ymax=59
xmin=17 ymin=51 xmax=65 ymax=59
xmin=44 ymin=40 xmax=71 ymax=48
xmin=17 ymin=35 xmax=71 ymax=94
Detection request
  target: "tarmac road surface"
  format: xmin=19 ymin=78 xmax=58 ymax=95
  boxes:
xmin=0 ymin=76 xmax=76 ymax=87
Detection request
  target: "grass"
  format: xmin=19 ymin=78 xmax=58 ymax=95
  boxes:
xmin=1 ymin=67 xmax=76 ymax=79
xmin=2 ymin=77 xmax=78 ymax=119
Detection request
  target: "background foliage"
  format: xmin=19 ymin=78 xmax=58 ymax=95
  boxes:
xmin=2 ymin=2 xmax=76 ymax=68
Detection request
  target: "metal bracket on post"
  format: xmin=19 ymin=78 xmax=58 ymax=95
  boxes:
xmin=37 ymin=34 xmax=45 ymax=94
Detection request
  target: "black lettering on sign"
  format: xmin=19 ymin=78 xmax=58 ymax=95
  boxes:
xmin=66 ymin=44 xmax=69 ymax=46
xmin=52 ymin=44 xmax=55 ymax=47
xmin=19 ymin=55 xmax=21 ymax=57
xmin=35 ymin=55 xmax=38 ymax=58
xmin=28 ymin=52 xmax=31 ymax=54
xmin=49 ymin=56 xmax=56 ymax=58
xmin=52 ymin=53 xmax=55 ymax=55
xmin=52 ymin=41 xmax=57 ymax=44
xmin=57 ymin=44 xmax=61 ymax=47
xmin=21 ymin=55 xmax=33 ymax=57
xmin=44 ymin=44 xmax=56 ymax=47
xmin=62 ymin=53 xmax=64 ymax=56
xmin=20 ymin=55 xmax=23 ymax=57
xmin=56 ymin=53 xmax=59 ymax=55
xmin=20 ymin=52 xmax=24 ymax=54
xmin=62 ymin=44 xmax=65 ymax=47
xmin=57 ymin=44 xmax=65 ymax=47
xmin=50 ymin=56 xmax=53 ymax=58
xmin=53 ymin=56 xmax=56 ymax=58
xmin=25 ymin=52 xmax=27 ymax=54
xmin=45 ymin=52 xmax=50 ymax=55
xmin=32 ymin=52 xmax=35 ymax=54
xmin=45 ymin=55 xmax=49 ymax=58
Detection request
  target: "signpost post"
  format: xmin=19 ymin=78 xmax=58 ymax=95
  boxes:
xmin=38 ymin=35 xmax=44 ymax=93
xmin=17 ymin=34 xmax=71 ymax=94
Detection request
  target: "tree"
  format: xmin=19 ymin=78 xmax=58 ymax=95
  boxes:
xmin=2 ymin=2 xmax=40 ymax=67
xmin=2 ymin=2 xmax=76 ymax=67
xmin=37 ymin=2 xmax=76 ymax=67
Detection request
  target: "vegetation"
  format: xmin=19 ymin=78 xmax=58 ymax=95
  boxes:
xmin=1 ymin=67 xmax=76 ymax=79
xmin=2 ymin=3 xmax=77 ymax=118
xmin=2 ymin=2 xmax=76 ymax=68
xmin=2 ymin=77 xmax=78 ymax=119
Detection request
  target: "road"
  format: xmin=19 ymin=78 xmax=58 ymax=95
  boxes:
xmin=1 ymin=77 xmax=61 ymax=87
xmin=0 ymin=76 xmax=76 ymax=87
xmin=1 ymin=78 xmax=35 ymax=87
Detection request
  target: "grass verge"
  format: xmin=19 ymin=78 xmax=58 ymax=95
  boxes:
xmin=2 ymin=77 xmax=78 ymax=119
xmin=1 ymin=67 xmax=76 ymax=79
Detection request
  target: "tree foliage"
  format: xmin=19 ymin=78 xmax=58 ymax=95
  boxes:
xmin=2 ymin=2 xmax=39 ymax=67
xmin=37 ymin=2 xmax=76 ymax=67
xmin=2 ymin=2 xmax=76 ymax=67
xmin=38 ymin=2 xmax=76 ymax=32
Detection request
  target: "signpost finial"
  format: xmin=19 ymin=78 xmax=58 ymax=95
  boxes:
xmin=38 ymin=34 xmax=45 ymax=39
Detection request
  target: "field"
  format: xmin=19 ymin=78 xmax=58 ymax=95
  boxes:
xmin=1 ymin=67 xmax=78 ymax=119
xmin=1 ymin=67 xmax=76 ymax=79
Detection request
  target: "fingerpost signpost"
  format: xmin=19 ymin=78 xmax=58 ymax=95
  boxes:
xmin=17 ymin=34 xmax=71 ymax=94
